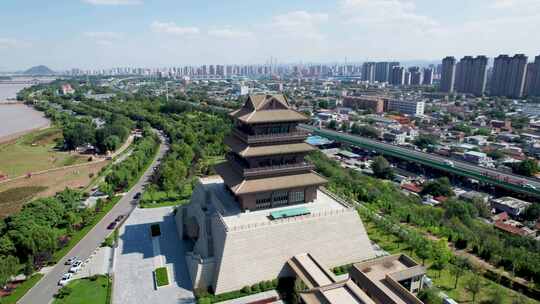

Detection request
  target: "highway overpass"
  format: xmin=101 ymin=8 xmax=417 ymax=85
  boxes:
xmin=300 ymin=124 xmax=540 ymax=198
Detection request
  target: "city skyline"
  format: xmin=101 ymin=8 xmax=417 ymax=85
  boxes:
xmin=1 ymin=0 xmax=540 ymax=70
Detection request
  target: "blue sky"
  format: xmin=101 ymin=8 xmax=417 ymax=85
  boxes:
xmin=1 ymin=0 xmax=539 ymax=70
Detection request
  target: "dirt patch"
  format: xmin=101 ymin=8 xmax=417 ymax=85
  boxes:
xmin=0 ymin=161 xmax=109 ymax=218
xmin=0 ymin=186 xmax=47 ymax=218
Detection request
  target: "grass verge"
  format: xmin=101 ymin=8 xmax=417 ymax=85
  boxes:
xmin=53 ymin=275 xmax=110 ymax=304
xmin=0 ymin=274 xmax=44 ymax=304
xmin=154 ymin=267 xmax=169 ymax=287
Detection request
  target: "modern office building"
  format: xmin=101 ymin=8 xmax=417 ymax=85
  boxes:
xmin=440 ymin=56 xmax=457 ymax=93
xmin=423 ymin=68 xmax=434 ymax=85
xmin=491 ymin=54 xmax=528 ymax=98
xmin=362 ymin=62 xmax=376 ymax=83
xmin=455 ymin=55 xmax=488 ymax=96
xmin=391 ymin=66 xmax=406 ymax=86
xmin=177 ymin=94 xmax=375 ymax=293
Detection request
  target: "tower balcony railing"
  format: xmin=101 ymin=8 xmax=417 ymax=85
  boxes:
xmin=243 ymin=162 xmax=315 ymax=178
xmin=232 ymin=129 xmax=308 ymax=144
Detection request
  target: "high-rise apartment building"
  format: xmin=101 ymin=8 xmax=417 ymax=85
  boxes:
xmin=523 ymin=56 xmax=540 ymax=97
xmin=455 ymin=55 xmax=488 ymax=96
xmin=440 ymin=56 xmax=457 ymax=93
xmin=390 ymin=66 xmax=405 ymax=86
xmin=404 ymin=71 xmax=411 ymax=86
xmin=491 ymin=54 xmax=528 ymax=98
xmin=374 ymin=62 xmax=390 ymax=83
xmin=423 ymin=68 xmax=434 ymax=85
xmin=409 ymin=67 xmax=423 ymax=85
xmin=362 ymin=62 xmax=376 ymax=83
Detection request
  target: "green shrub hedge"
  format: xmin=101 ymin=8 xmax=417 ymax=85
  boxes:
xmin=154 ymin=267 xmax=169 ymax=287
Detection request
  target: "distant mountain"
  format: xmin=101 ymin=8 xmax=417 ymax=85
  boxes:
xmin=23 ymin=65 xmax=55 ymax=75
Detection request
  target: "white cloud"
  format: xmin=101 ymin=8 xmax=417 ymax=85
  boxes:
xmin=84 ymin=31 xmax=123 ymax=40
xmin=82 ymin=0 xmax=142 ymax=5
xmin=208 ymin=28 xmax=253 ymax=39
xmin=84 ymin=31 xmax=123 ymax=46
xmin=0 ymin=38 xmax=30 ymax=49
xmin=151 ymin=21 xmax=200 ymax=36
xmin=340 ymin=0 xmax=438 ymax=29
xmin=269 ymin=11 xmax=328 ymax=40
xmin=492 ymin=0 xmax=540 ymax=8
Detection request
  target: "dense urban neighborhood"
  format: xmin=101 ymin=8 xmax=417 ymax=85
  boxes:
xmin=0 ymin=55 xmax=539 ymax=304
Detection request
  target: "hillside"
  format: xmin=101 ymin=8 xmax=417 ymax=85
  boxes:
xmin=23 ymin=65 xmax=55 ymax=75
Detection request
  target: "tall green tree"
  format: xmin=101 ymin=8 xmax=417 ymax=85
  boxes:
xmin=0 ymin=255 xmax=19 ymax=287
xmin=464 ymin=273 xmax=482 ymax=303
xmin=371 ymin=156 xmax=394 ymax=179
xmin=450 ymin=257 xmax=469 ymax=289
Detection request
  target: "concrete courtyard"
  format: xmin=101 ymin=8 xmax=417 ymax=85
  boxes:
xmin=113 ymin=206 xmax=195 ymax=304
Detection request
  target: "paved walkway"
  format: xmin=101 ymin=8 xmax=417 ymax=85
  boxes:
xmin=113 ymin=207 xmax=194 ymax=304
xmin=72 ymin=247 xmax=112 ymax=280
xmin=18 ymin=134 xmax=168 ymax=304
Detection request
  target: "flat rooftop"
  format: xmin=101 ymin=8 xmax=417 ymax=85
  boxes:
xmin=353 ymin=255 xmax=425 ymax=304
xmin=199 ymin=176 xmax=351 ymax=231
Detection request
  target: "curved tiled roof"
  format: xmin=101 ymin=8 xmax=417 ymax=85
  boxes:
xmin=230 ymin=94 xmax=309 ymax=124
xmin=215 ymin=162 xmax=327 ymax=195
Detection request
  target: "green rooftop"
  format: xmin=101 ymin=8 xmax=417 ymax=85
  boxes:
xmin=270 ymin=207 xmax=311 ymax=220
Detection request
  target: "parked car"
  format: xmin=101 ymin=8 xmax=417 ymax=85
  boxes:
xmin=107 ymin=221 xmax=117 ymax=230
xmin=115 ymin=215 xmax=125 ymax=222
xmin=69 ymin=260 xmax=83 ymax=273
xmin=58 ymin=273 xmax=73 ymax=286
xmin=65 ymin=256 xmax=78 ymax=266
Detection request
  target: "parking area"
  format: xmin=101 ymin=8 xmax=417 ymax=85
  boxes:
xmin=72 ymin=246 xmax=113 ymax=280
xmin=113 ymin=207 xmax=195 ymax=304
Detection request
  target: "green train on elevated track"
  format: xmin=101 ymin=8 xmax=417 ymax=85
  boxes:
xmin=300 ymin=124 xmax=540 ymax=199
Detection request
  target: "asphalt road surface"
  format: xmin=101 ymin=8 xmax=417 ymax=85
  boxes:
xmin=302 ymin=125 xmax=540 ymax=191
xmin=19 ymin=134 xmax=168 ymax=304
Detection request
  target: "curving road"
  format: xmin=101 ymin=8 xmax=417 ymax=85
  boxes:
xmin=18 ymin=133 xmax=168 ymax=304
xmin=301 ymin=125 xmax=540 ymax=198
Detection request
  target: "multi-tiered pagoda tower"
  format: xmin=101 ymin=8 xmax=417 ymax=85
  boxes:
xmin=215 ymin=94 xmax=327 ymax=211
xmin=177 ymin=94 xmax=374 ymax=294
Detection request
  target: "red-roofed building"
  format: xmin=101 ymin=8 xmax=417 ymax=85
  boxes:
xmin=61 ymin=84 xmax=75 ymax=95
xmin=434 ymin=196 xmax=448 ymax=203
xmin=494 ymin=219 xmax=535 ymax=237
xmin=401 ymin=183 xmax=422 ymax=194
xmin=492 ymin=212 xmax=509 ymax=222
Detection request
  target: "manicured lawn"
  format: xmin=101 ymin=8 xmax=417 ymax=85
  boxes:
xmin=0 ymin=274 xmax=44 ymax=304
xmin=0 ymin=127 xmax=86 ymax=178
xmin=53 ymin=275 xmax=110 ymax=304
xmin=362 ymin=216 xmax=539 ymax=304
xmin=154 ymin=267 xmax=169 ymax=287
xmin=140 ymin=199 xmax=188 ymax=209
